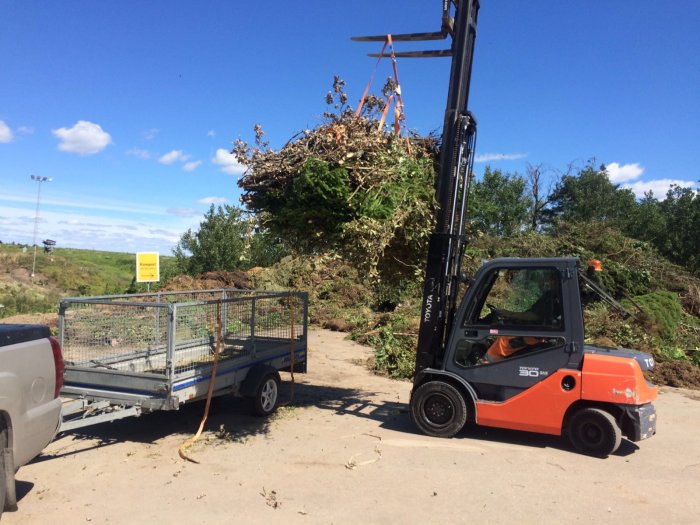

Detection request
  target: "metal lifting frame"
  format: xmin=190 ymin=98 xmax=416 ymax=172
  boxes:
xmin=353 ymin=1 xmax=480 ymax=373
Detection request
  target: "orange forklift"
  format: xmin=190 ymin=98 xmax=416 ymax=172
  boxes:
xmin=354 ymin=0 xmax=657 ymax=456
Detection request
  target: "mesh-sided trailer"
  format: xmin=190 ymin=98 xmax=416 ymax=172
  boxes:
xmin=58 ymin=289 xmax=308 ymax=431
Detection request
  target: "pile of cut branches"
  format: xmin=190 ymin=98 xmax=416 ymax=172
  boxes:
xmin=235 ymin=77 xmax=439 ymax=290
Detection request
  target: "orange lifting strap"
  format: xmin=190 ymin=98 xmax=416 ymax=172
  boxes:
xmin=355 ymin=34 xmax=408 ymax=137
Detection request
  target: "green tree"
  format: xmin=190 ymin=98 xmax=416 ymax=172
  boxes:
xmin=470 ymin=167 xmax=532 ymax=236
xmin=173 ymin=205 xmax=285 ymax=275
xmin=626 ymin=191 xmax=666 ymax=249
xmin=247 ymin=229 xmax=289 ymax=268
xmin=544 ymin=164 xmax=637 ymax=228
xmin=658 ymin=185 xmax=700 ymax=274
xmin=622 ymin=185 xmax=700 ymax=275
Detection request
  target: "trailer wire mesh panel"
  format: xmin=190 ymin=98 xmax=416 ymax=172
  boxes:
xmin=59 ymin=289 xmax=308 ymax=391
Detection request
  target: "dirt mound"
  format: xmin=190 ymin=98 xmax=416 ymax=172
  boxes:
xmin=648 ymin=360 xmax=700 ymax=389
xmin=200 ymin=270 xmax=252 ymax=289
xmin=161 ymin=270 xmax=251 ymax=291
xmin=0 ymin=312 xmax=59 ymax=331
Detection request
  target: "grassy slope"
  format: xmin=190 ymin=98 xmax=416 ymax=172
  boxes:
xmin=0 ymin=244 xmax=176 ymax=317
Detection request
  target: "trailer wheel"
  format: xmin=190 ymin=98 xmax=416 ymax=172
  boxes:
xmin=568 ymin=408 xmax=622 ymax=457
xmin=251 ymin=373 xmax=280 ymax=417
xmin=410 ymin=381 xmax=467 ymax=438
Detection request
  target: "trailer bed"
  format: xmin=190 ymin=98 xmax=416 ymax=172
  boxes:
xmin=58 ymin=289 xmax=307 ymax=430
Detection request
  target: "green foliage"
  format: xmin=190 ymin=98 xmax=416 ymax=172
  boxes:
xmin=174 ymin=204 xmax=286 ymax=276
xmin=235 ymin=79 xmax=439 ymax=299
xmin=623 ymin=186 xmax=700 ymax=276
xmin=624 ymin=291 xmax=682 ymax=340
xmin=342 ymin=153 xmax=436 ymax=288
xmin=247 ymin=229 xmax=291 ymax=268
xmin=625 ymin=192 xmax=666 ymax=251
xmin=259 ymin=158 xmax=354 ymax=249
xmin=544 ymin=163 xmax=637 ymax=229
xmin=240 ymin=145 xmax=436 ymax=300
xmin=657 ymin=186 xmax=700 ymax=274
xmin=0 ymin=282 xmax=60 ymax=318
xmin=355 ymin=316 xmax=417 ymax=378
xmin=470 ymin=167 xmax=532 ymax=236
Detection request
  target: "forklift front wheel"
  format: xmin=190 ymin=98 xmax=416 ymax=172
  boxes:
xmin=411 ymin=381 xmax=467 ymax=438
xmin=568 ymin=407 xmax=622 ymax=457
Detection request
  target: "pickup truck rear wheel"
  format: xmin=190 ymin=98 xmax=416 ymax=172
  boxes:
xmin=251 ymin=373 xmax=280 ymax=417
xmin=1 ymin=424 xmax=7 ymax=514
xmin=411 ymin=381 xmax=467 ymax=438
xmin=568 ymin=407 xmax=622 ymax=457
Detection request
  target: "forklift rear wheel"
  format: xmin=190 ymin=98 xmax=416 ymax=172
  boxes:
xmin=568 ymin=407 xmax=622 ymax=457
xmin=411 ymin=381 xmax=467 ymax=438
xmin=251 ymin=373 xmax=280 ymax=417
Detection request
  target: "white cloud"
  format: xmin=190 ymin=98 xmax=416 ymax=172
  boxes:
xmin=159 ymin=149 xmax=190 ymax=165
xmin=212 ymin=148 xmax=245 ymax=175
xmin=167 ymin=208 xmax=199 ymax=218
xmin=197 ymin=196 xmax=228 ymax=205
xmin=1 ymin=193 xmax=166 ymax=216
xmin=52 ymin=120 xmax=112 ymax=155
xmin=183 ymin=160 xmax=202 ymax=172
xmin=17 ymin=126 xmax=34 ymax=135
xmin=207 ymin=130 xmax=216 ymax=137
xmin=0 ymin=203 xmax=188 ymax=254
xmin=127 ymin=148 xmax=151 ymax=160
xmin=474 ymin=152 xmax=527 ymax=163
xmin=142 ymin=128 xmax=159 ymax=141
xmin=606 ymin=162 xmax=644 ymax=183
xmin=622 ymin=178 xmax=698 ymax=199
xmin=0 ymin=120 xmax=14 ymax=143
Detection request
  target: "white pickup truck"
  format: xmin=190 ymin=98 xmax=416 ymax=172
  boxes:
xmin=0 ymin=324 xmax=64 ymax=516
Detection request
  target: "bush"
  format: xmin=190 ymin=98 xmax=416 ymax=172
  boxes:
xmin=624 ymin=291 xmax=682 ymax=340
xmin=0 ymin=283 xmax=59 ymax=318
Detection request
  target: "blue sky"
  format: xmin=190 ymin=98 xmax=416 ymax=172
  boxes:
xmin=1 ymin=0 xmax=698 ymax=255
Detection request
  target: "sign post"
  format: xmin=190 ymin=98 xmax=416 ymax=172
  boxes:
xmin=136 ymin=252 xmax=160 ymax=291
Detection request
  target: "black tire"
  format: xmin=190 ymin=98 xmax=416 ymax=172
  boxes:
xmin=568 ymin=407 xmax=622 ymax=457
xmin=251 ymin=373 xmax=280 ymax=417
xmin=410 ymin=381 xmax=467 ymax=438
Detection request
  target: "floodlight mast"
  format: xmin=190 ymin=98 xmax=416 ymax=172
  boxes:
xmin=353 ymin=0 xmax=480 ymax=374
xmin=30 ymin=175 xmax=52 ymax=278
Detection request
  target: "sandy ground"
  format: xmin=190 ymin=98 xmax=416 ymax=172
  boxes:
xmin=5 ymin=329 xmax=700 ymax=524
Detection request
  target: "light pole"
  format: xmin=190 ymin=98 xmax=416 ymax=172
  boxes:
xmin=30 ymin=174 xmax=52 ymax=278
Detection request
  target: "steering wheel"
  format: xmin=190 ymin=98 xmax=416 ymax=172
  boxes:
xmin=486 ymin=303 xmax=502 ymax=324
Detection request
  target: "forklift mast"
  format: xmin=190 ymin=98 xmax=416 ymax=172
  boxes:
xmin=353 ymin=1 xmax=481 ymax=374
xmin=415 ymin=0 xmax=479 ymax=374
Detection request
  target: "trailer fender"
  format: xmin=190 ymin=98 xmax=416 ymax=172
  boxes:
xmin=240 ymin=365 xmax=280 ymax=398
xmin=412 ymin=369 xmax=478 ymax=421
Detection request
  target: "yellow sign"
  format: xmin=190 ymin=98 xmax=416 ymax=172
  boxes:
xmin=136 ymin=252 xmax=160 ymax=283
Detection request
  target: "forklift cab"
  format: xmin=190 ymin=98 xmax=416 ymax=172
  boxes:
xmin=443 ymin=258 xmax=585 ymax=402
xmin=412 ymin=256 xmax=656 ymax=456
